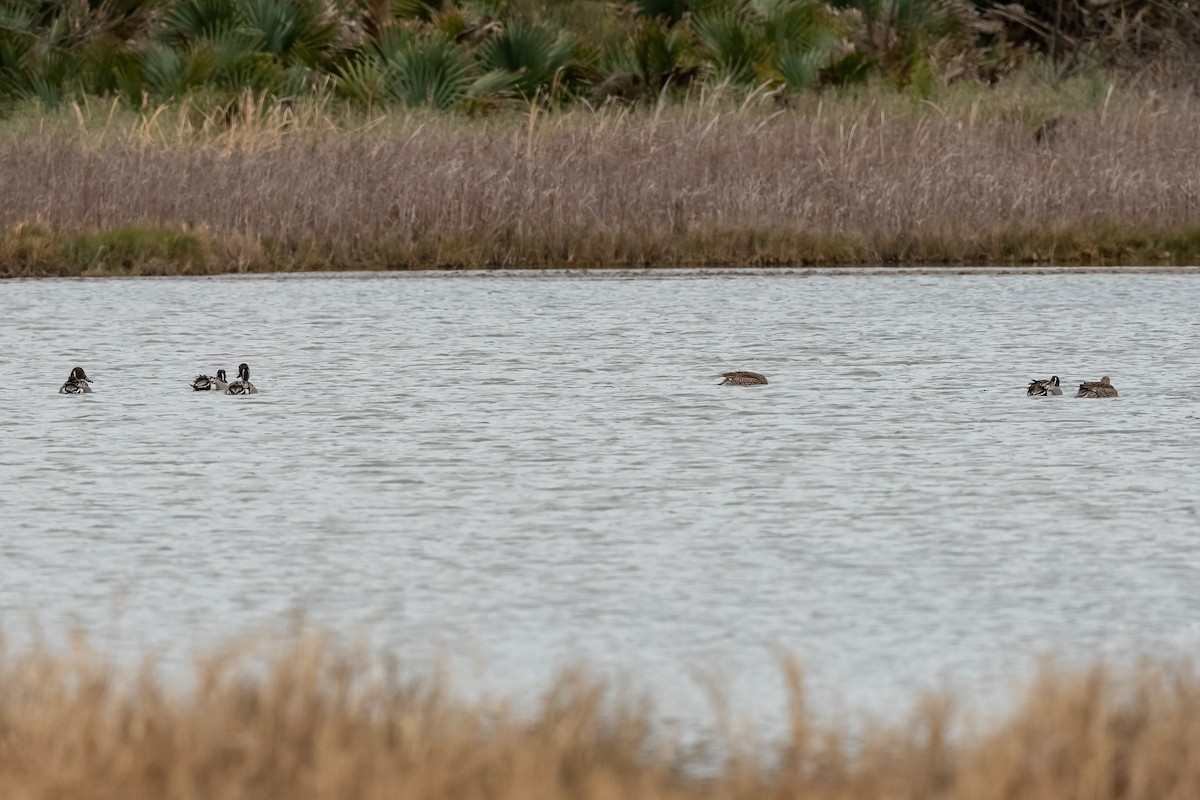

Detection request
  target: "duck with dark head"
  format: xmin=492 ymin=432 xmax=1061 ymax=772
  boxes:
xmin=59 ymin=367 xmax=92 ymax=394
xmin=225 ymin=363 xmax=259 ymax=395
xmin=1027 ymin=376 xmax=1063 ymax=396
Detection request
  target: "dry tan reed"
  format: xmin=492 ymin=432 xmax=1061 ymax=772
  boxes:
xmin=3 ymin=85 xmax=1200 ymax=276
xmin=2 ymin=631 xmax=1200 ymax=800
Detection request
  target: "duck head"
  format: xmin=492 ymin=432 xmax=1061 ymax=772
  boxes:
xmin=1099 ymin=376 xmax=1111 ymax=386
xmin=1050 ymin=376 xmax=1060 ymax=387
xmin=70 ymin=367 xmax=92 ymax=383
xmin=216 ymin=369 xmax=227 ymax=382
xmin=237 ymin=363 xmax=250 ymax=381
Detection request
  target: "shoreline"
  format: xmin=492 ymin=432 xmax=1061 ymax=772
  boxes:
xmin=4 ymin=224 xmax=1200 ymax=278
xmin=7 ymin=262 xmax=1200 ymax=280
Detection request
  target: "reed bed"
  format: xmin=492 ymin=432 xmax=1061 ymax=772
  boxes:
xmin=3 ymin=86 xmax=1200 ymax=276
xmin=2 ymin=631 xmax=1200 ymax=799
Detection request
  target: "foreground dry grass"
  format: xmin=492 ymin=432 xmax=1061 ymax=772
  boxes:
xmin=3 ymin=85 xmax=1200 ymax=275
xmin=3 ymin=633 xmax=1200 ymax=800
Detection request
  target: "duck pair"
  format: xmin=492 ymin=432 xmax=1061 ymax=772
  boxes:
xmin=191 ymin=363 xmax=258 ymax=395
xmin=1027 ymin=376 xmax=1118 ymax=398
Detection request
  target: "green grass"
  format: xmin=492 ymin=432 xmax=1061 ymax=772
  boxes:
xmin=62 ymin=228 xmax=208 ymax=275
xmin=4 ymin=223 xmax=1199 ymax=277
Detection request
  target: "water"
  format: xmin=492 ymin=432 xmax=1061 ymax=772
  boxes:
xmin=2 ymin=270 xmax=1199 ymax=731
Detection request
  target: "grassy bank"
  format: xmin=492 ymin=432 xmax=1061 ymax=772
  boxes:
xmin=2 ymin=631 xmax=1200 ymax=799
xmin=7 ymin=222 xmax=1200 ymax=276
xmin=3 ymin=83 xmax=1200 ymax=276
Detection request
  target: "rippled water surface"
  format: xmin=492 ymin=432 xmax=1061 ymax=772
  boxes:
xmin=3 ymin=270 xmax=1199 ymax=726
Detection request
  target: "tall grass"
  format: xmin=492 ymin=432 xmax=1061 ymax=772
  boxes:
xmin=3 ymin=629 xmax=1200 ymax=799
xmin=2 ymin=82 xmax=1200 ymax=275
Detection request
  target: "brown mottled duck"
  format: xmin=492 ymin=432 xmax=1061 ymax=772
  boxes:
xmin=720 ymin=371 xmax=768 ymax=386
xmin=1076 ymin=376 xmax=1118 ymax=398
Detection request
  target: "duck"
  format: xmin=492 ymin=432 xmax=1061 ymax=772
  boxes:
xmin=720 ymin=371 xmax=768 ymax=386
xmin=1076 ymin=376 xmax=1118 ymax=398
xmin=225 ymin=363 xmax=258 ymax=395
xmin=59 ymin=367 xmax=93 ymax=394
xmin=191 ymin=369 xmax=228 ymax=392
xmin=1027 ymin=376 xmax=1063 ymax=396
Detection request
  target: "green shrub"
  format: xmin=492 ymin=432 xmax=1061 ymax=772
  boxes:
xmin=477 ymin=20 xmax=579 ymax=99
xmin=388 ymin=35 xmax=474 ymax=109
xmin=63 ymin=228 xmax=207 ymax=273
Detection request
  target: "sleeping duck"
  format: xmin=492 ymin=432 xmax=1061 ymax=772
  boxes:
xmin=1076 ymin=376 xmax=1118 ymax=398
xmin=191 ymin=369 xmax=229 ymax=392
xmin=1027 ymin=376 xmax=1063 ymax=396
xmin=59 ymin=367 xmax=93 ymax=394
xmin=719 ymin=371 xmax=768 ymax=386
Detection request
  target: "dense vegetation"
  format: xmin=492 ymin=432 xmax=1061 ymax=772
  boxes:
xmin=3 ymin=1 xmax=1197 ymax=274
xmin=3 ymin=84 xmax=1199 ymax=276
xmin=5 ymin=630 xmax=1200 ymax=799
xmin=1 ymin=0 xmax=1198 ymax=115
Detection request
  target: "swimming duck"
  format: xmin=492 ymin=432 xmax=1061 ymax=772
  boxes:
xmin=225 ymin=363 xmax=258 ymax=395
xmin=1027 ymin=376 xmax=1063 ymax=396
xmin=191 ymin=369 xmax=228 ymax=392
xmin=1076 ymin=376 xmax=1118 ymax=398
xmin=59 ymin=367 xmax=92 ymax=394
xmin=720 ymin=371 xmax=768 ymax=386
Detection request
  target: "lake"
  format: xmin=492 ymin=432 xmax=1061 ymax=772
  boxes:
xmin=2 ymin=269 xmax=1199 ymax=731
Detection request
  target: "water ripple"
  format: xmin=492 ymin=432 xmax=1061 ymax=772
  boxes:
xmin=2 ymin=270 xmax=1199 ymax=728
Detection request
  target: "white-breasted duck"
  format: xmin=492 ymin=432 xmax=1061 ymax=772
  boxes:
xmin=59 ymin=367 xmax=93 ymax=394
xmin=191 ymin=369 xmax=229 ymax=392
xmin=225 ymin=363 xmax=258 ymax=395
xmin=1027 ymin=376 xmax=1063 ymax=396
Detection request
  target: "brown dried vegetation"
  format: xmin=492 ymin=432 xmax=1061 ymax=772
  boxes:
xmin=3 ymin=632 xmax=1200 ymax=799
xmin=2 ymin=84 xmax=1199 ymax=276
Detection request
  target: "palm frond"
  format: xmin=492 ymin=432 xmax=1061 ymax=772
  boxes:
xmin=476 ymin=20 xmax=577 ymax=99
xmin=335 ymin=53 xmax=387 ymax=105
xmin=693 ymin=8 xmax=764 ymax=84
xmin=163 ymin=0 xmax=238 ymax=42
xmin=237 ymin=0 xmax=338 ymax=65
xmin=631 ymin=16 xmax=694 ymax=89
xmin=140 ymin=41 xmax=215 ymax=99
xmin=385 ymin=34 xmax=471 ymax=109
